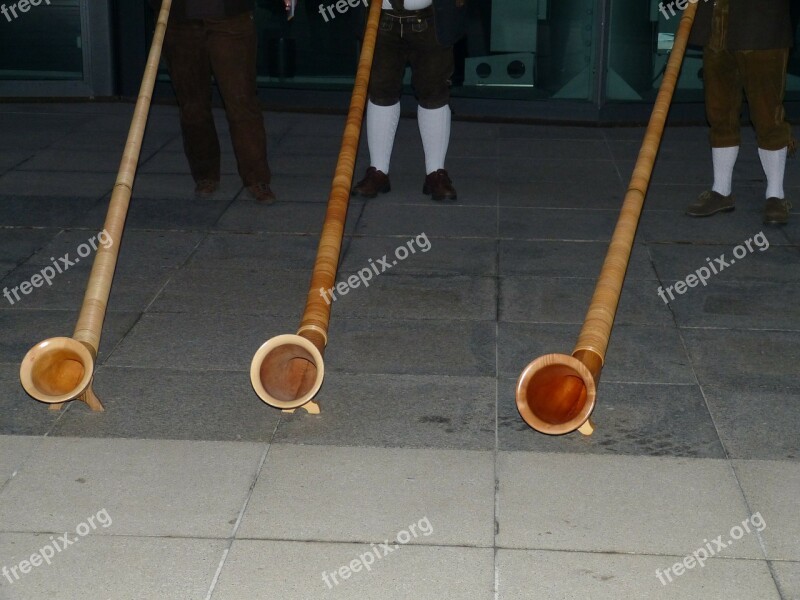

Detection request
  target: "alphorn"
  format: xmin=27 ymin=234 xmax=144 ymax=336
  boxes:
xmin=250 ymin=0 xmax=383 ymax=410
xmin=515 ymin=2 xmax=698 ymax=436
xmin=19 ymin=0 xmax=174 ymax=410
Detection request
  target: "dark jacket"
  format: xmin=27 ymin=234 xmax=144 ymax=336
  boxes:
xmin=149 ymin=0 xmax=254 ymax=22
xmin=688 ymin=0 xmax=793 ymax=50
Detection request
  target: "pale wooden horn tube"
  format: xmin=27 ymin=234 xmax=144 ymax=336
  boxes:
xmin=250 ymin=0 xmax=383 ymax=409
xmin=19 ymin=0 xmax=173 ymax=409
xmin=515 ymin=3 xmax=698 ymax=435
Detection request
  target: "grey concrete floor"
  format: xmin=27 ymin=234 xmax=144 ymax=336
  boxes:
xmin=0 ymin=103 xmax=798 ymax=599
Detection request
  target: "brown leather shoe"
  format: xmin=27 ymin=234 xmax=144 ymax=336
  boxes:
xmin=247 ymin=182 xmax=277 ymax=204
xmin=763 ymin=197 xmax=791 ymax=225
xmin=352 ymin=167 xmax=390 ymax=198
xmin=423 ymin=169 xmax=457 ymax=201
xmin=686 ymin=190 xmax=734 ymax=217
xmin=195 ymin=179 xmax=219 ymax=197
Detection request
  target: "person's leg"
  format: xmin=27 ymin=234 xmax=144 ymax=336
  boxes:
xmin=740 ymin=48 xmax=793 ymax=224
xmin=407 ymin=14 xmax=455 ymax=200
xmin=205 ymin=12 xmax=271 ymax=193
xmin=687 ymin=46 xmax=742 ymax=216
xmin=353 ymin=13 xmax=407 ymax=197
xmin=161 ymin=19 xmax=221 ymax=188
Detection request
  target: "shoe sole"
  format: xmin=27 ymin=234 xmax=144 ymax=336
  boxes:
xmin=685 ymin=205 xmax=735 ymax=217
xmin=351 ymin=184 xmax=390 ymax=199
xmin=763 ymin=216 xmax=788 ymax=225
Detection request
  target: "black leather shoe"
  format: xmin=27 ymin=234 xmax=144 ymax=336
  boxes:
xmin=686 ymin=190 xmax=734 ymax=217
xmin=352 ymin=167 xmax=390 ymax=198
xmin=422 ymin=169 xmax=457 ymax=201
xmin=763 ymin=197 xmax=791 ymax=225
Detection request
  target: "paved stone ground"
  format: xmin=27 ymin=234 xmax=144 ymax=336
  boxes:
xmin=0 ymin=102 xmax=798 ymax=599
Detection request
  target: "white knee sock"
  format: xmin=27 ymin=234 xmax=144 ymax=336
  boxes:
xmin=758 ymin=147 xmax=787 ymax=199
xmin=711 ymin=146 xmax=739 ymax=197
xmin=366 ymin=100 xmax=400 ymax=174
xmin=418 ymin=105 xmax=451 ymax=174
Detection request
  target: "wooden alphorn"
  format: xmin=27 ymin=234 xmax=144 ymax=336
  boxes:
xmin=19 ymin=0 xmax=174 ymax=411
xmin=515 ymin=2 xmax=698 ymax=435
xmin=250 ymin=0 xmax=383 ymax=410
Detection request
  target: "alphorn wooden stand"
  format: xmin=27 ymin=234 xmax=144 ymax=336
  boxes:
xmin=250 ymin=0 xmax=383 ymax=413
xmin=515 ymin=3 xmax=698 ymax=436
xmin=19 ymin=0 xmax=173 ymax=411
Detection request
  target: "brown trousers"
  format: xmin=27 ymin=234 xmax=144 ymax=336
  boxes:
xmin=162 ymin=11 xmax=270 ymax=185
xmin=703 ymin=47 xmax=793 ymax=151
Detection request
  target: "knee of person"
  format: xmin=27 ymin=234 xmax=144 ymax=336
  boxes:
xmin=417 ymin=94 xmax=449 ymax=110
xmin=368 ymin=95 xmax=401 ymax=107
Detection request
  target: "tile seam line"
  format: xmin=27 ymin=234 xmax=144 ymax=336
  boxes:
xmin=204 ymin=438 xmax=273 ymax=600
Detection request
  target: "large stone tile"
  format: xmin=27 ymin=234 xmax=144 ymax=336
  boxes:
xmin=50 ymin=367 xmax=280 ymax=442
xmin=0 ymin=365 xmax=72 ymax=436
xmin=339 ymin=236 xmax=497 ymax=276
xmin=238 ymin=444 xmax=494 ymax=546
xmin=83 ymin=195 xmax=232 ymax=231
xmin=329 ymin=274 xmax=496 ymax=321
xmin=499 ymin=207 xmax=621 ymax=241
xmin=0 ymin=437 xmax=264 ymax=537
xmin=0 ymin=310 xmax=139 ymax=367
xmin=0 ymin=171 xmax=113 ymax=198
xmin=103 ymin=312 xmax=277 ymax=371
xmin=355 ymin=203 xmax=497 ymax=238
xmin=667 ymin=281 xmax=800 ymax=330
xmin=498 ymin=178 xmax=624 ymax=209
xmin=325 ymin=318 xmax=496 ymax=377
xmin=0 ymin=228 xmax=60 ymax=264
xmin=498 ymin=379 xmax=724 ymax=458
xmin=126 ymin=172 xmax=242 ymax=201
xmin=497 ymin=549 xmax=781 ymax=600
xmin=497 ymin=137 xmax=613 ymax=160
xmin=498 ymin=322 xmax=694 ymax=384
xmin=0 ymin=533 xmax=223 ymax=600
xmin=641 ymin=183 xmax=710 ymax=211
xmin=0 ymin=112 xmax=87 ymax=149
xmin=23 ymin=229 xmax=205 ymax=271
xmin=2 ymin=264 xmax=175 ymax=313
xmin=498 ymin=158 xmax=621 ymax=185
xmin=500 ymin=276 xmax=673 ymax=326
xmin=0 ymin=196 xmax=102 ymax=228
xmin=273 ymin=373 xmax=495 ymax=450
xmin=702 ymin=385 xmax=800 ymax=461
xmin=681 ymin=329 xmax=800 ymax=390
xmin=733 ymin=460 xmax=800 ymax=561
xmin=262 ymin=173 xmax=340 ymax=204
xmin=0 ymin=436 xmax=41 ymax=487
xmin=649 ymin=242 xmax=800 ymax=283
xmin=185 ymin=231 xmax=320 ymax=271
xmin=771 ymin=561 xmax=800 ymax=600
xmin=497 ymin=452 xmax=760 ymax=557
xmin=640 ymin=208 xmax=793 ymax=245
xmin=149 ymin=267 xmax=307 ymax=317
xmin=215 ymin=196 xmax=364 ymax=235
xmin=14 ymin=149 xmax=126 ymax=173
xmin=497 ymin=123 xmax=604 ymax=140
xmin=498 ymin=240 xmax=656 ymax=279
xmin=211 ymin=540 xmax=494 ymax=600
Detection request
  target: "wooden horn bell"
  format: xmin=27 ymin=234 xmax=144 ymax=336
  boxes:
xmin=515 ymin=3 xmax=698 ymax=436
xmin=249 ymin=0 xmax=383 ymax=410
xmin=19 ymin=0 xmax=174 ymax=411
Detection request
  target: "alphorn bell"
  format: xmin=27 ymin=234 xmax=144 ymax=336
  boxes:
xmin=249 ymin=0 xmax=383 ymax=410
xmin=515 ymin=2 xmax=698 ymax=435
xmin=19 ymin=0 xmax=174 ymax=410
